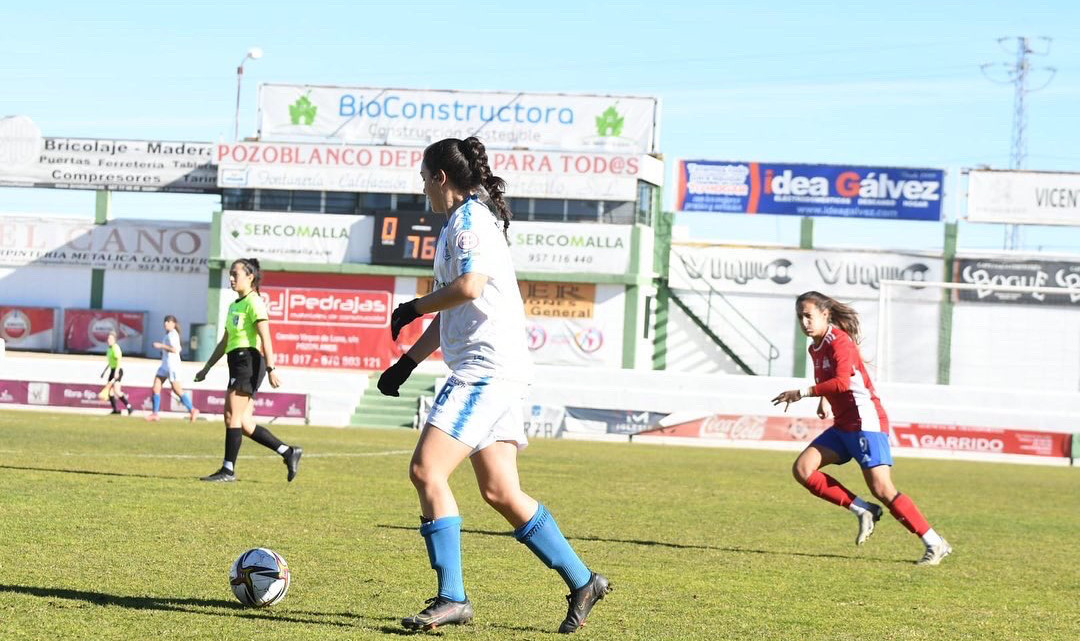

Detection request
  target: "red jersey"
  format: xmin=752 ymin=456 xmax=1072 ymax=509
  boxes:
xmin=808 ymin=325 xmax=888 ymax=433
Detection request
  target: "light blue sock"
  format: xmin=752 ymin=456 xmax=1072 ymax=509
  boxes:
xmin=152 ymin=393 xmax=161 ymax=414
xmin=420 ymin=516 xmax=466 ymax=602
xmin=179 ymin=393 xmax=193 ymax=411
xmin=514 ymin=505 xmax=591 ymax=591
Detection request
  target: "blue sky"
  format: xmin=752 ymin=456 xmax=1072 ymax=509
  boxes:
xmin=2 ymin=0 xmax=1079 ymax=253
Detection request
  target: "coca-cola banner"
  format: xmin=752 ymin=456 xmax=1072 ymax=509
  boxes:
xmin=63 ymin=309 xmax=146 ymax=355
xmin=669 ymin=244 xmax=944 ymax=301
xmin=642 ymin=414 xmax=829 ymax=441
xmin=0 ymin=306 xmax=58 ymax=351
xmin=890 ymin=423 xmax=1069 ymax=458
xmin=954 ymin=257 xmax=1080 ymax=306
xmin=0 ymin=216 xmax=209 ymax=273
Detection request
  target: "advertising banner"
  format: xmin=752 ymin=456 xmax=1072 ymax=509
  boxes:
xmin=0 ymin=306 xmax=58 ymax=351
xmin=511 ymin=222 xmax=632 ymax=275
xmin=220 ymin=210 xmax=372 ymax=264
xmin=890 ymin=423 xmax=1070 ymax=458
xmin=669 ymin=244 xmax=943 ymax=300
xmin=191 ymin=389 xmax=308 ymax=419
xmin=0 ymin=117 xmax=217 ymax=192
xmin=216 ymin=141 xmax=662 ymax=200
xmin=676 ymin=160 xmax=944 ymax=221
xmin=967 ymin=170 xmax=1080 ymax=226
xmin=0 ymin=217 xmax=209 ymax=273
xmin=954 ymin=257 xmax=1080 ymax=306
xmin=563 ymin=407 xmax=670 ymax=436
xmin=257 ymin=84 xmax=659 ymax=154
xmin=0 ymin=380 xmax=29 ymax=405
xmin=63 ymin=309 xmax=146 ymax=355
xmin=520 ymin=281 xmax=607 ymax=366
xmin=642 ymin=414 xmax=830 ymax=441
xmin=523 ymin=403 xmax=567 ymax=439
xmin=260 ymin=272 xmax=410 ymax=371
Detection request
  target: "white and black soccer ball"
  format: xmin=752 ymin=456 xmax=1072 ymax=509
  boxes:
xmin=229 ymin=548 xmax=290 ymax=607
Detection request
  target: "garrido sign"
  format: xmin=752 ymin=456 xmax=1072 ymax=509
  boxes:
xmin=257 ymin=84 xmax=660 ymax=154
xmin=669 ymin=244 xmax=943 ymax=300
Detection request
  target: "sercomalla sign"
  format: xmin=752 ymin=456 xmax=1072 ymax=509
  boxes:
xmin=216 ymin=142 xmax=662 ymax=201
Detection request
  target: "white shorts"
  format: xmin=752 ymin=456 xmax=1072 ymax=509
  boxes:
xmin=155 ymin=366 xmax=178 ymax=383
xmin=425 ymin=375 xmax=528 ymax=453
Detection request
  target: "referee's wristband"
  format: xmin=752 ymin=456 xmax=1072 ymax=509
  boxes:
xmin=266 ymin=366 xmax=276 ymax=372
xmin=803 ymin=386 xmax=815 ymax=398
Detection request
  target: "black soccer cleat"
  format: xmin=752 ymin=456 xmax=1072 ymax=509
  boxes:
xmin=401 ymin=596 xmax=474 ymax=631
xmin=109 ymin=410 xmax=122 ymax=415
xmin=285 ymin=447 xmax=303 ymax=482
xmin=558 ymin=572 xmax=611 ymax=634
xmin=199 ymin=468 xmax=236 ymax=483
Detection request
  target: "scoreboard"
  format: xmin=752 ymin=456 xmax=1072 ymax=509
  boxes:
xmin=371 ymin=211 xmax=442 ymax=267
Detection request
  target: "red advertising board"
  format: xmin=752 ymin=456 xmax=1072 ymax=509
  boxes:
xmin=0 ymin=306 xmax=58 ymax=351
xmin=261 ymin=272 xmax=420 ymax=370
xmin=643 ymin=414 xmax=830 ymax=442
xmin=645 ymin=413 xmax=1071 ymax=459
xmin=191 ymin=389 xmax=308 ymax=419
xmin=890 ymin=423 xmax=1070 ymax=458
xmin=63 ymin=309 xmax=147 ymax=355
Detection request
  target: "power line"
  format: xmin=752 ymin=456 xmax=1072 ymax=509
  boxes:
xmin=981 ymin=36 xmax=1057 ymax=249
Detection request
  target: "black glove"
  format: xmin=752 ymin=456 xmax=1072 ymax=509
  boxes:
xmin=378 ymin=355 xmax=418 ymax=397
xmin=390 ymin=299 xmax=422 ymax=340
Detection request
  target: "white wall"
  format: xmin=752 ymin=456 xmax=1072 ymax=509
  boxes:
xmin=0 ymin=265 xmax=92 ymax=309
xmin=951 ymin=303 xmax=1080 ymax=392
xmin=103 ymin=270 xmax=209 ymax=358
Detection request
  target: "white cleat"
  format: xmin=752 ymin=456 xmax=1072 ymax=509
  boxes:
xmin=855 ymin=503 xmax=883 ymax=546
xmin=916 ymin=539 xmax=953 ymax=566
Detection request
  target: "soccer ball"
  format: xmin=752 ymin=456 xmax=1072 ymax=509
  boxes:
xmin=229 ymin=548 xmax=290 ymax=607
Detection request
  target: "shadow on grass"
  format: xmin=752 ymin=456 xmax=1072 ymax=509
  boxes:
xmin=0 ymin=584 xmax=350 ymax=627
xmin=377 ymin=524 xmax=910 ymax=564
xmin=0 ymin=464 xmax=267 ymax=483
xmin=0 ymin=464 xmax=189 ymax=481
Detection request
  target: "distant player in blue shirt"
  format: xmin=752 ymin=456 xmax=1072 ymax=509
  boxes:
xmin=379 ymin=137 xmax=610 ymax=634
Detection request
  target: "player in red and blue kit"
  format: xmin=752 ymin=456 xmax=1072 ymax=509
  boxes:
xmin=772 ymin=291 xmax=952 ymax=566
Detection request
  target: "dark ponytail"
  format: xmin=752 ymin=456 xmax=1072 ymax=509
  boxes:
xmin=423 ymin=136 xmax=513 ymax=240
xmin=164 ymin=314 xmax=182 ymax=341
xmin=796 ymin=291 xmax=862 ymax=343
xmin=232 ymin=257 xmax=262 ymax=293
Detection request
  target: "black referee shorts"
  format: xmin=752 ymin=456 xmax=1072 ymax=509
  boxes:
xmin=226 ymin=347 xmax=266 ymax=396
xmin=108 ymin=368 xmax=124 ymax=383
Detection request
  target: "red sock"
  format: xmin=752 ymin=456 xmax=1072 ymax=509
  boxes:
xmin=889 ymin=493 xmax=931 ymax=536
xmin=804 ymin=471 xmax=856 ymax=508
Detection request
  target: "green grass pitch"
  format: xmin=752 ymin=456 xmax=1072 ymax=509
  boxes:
xmin=0 ymin=409 xmax=1077 ymax=640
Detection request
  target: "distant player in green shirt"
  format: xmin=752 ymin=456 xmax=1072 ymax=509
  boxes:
xmin=194 ymin=257 xmax=302 ymax=483
xmin=100 ymin=331 xmax=133 ymax=415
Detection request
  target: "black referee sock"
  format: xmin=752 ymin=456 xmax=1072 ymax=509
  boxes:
xmin=249 ymin=425 xmax=290 ymax=457
xmin=109 ymin=396 xmax=119 ymax=411
xmin=223 ymin=428 xmax=243 ymax=473
xmin=120 ymin=394 xmax=132 ymax=410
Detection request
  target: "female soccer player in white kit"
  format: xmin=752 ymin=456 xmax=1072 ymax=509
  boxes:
xmin=146 ymin=315 xmax=198 ymax=422
xmin=379 ymin=137 xmax=610 ymax=634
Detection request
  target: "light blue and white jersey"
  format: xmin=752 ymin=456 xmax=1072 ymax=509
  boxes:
xmin=433 ymin=196 xmax=532 ymax=384
xmin=161 ymin=329 xmax=182 ymax=370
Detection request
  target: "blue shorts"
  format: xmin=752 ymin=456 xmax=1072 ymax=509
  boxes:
xmin=812 ymin=427 xmax=893 ymax=469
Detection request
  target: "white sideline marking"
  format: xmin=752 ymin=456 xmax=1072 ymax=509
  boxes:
xmin=37 ymin=449 xmax=413 ymax=460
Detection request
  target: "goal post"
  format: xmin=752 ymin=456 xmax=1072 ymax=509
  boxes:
xmin=877 ymin=279 xmax=1080 ymax=391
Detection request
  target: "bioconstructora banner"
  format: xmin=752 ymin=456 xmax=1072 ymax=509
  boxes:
xmin=216 ymin=141 xmax=662 ymax=201
xmin=257 ymin=84 xmax=660 ymax=154
xmin=0 ymin=116 xmax=217 ymax=192
xmin=675 ymin=160 xmax=944 ymax=221
xmin=0 ymin=217 xmax=209 ymax=273
xmin=967 ymin=169 xmax=1080 ymax=226
xmin=669 ymin=244 xmax=944 ymax=301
